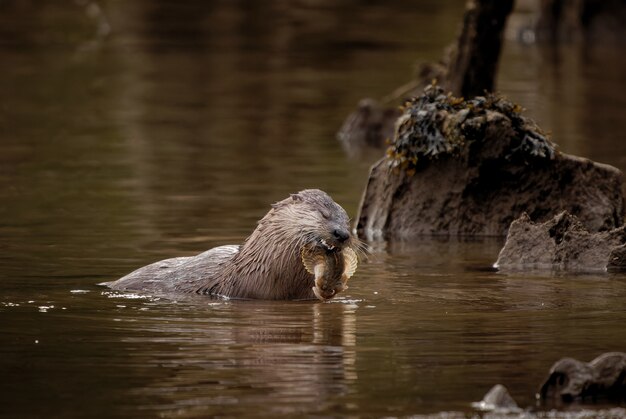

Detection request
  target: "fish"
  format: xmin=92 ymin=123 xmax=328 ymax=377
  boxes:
xmin=301 ymin=244 xmax=358 ymax=301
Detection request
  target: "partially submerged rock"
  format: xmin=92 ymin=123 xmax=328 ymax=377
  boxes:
xmin=472 ymin=384 xmax=520 ymax=413
xmin=356 ymin=86 xmax=624 ymax=240
xmin=495 ymin=211 xmax=626 ymax=272
xmin=539 ymin=352 xmax=626 ymax=403
xmin=473 ymin=355 xmax=626 ymax=414
xmin=337 ymin=98 xmax=400 ymax=158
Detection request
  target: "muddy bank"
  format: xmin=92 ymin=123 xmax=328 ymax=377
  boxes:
xmin=356 ymin=86 xmax=624 ymax=240
xmin=495 ymin=211 xmax=626 ymax=272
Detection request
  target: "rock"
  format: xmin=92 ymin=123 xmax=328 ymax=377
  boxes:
xmin=495 ymin=211 xmax=626 ymax=271
xmin=472 ymin=384 xmax=520 ymax=412
xmin=539 ymin=352 xmax=626 ymax=403
xmin=355 ymin=86 xmax=624 ymax=240
xmin=337 ymin=98 xmax=401 ymax=158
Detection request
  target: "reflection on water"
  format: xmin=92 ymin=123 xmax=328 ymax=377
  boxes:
xmin=120 ymin=301 xmax=359 ymax=417
xmin=1 ymin=0 xmax=626 ymax=417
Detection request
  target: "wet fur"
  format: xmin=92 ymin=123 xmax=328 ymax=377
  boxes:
xmin=104 ymin=189 xmax=363 ymax=300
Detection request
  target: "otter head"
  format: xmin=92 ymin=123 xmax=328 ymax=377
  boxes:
xmin=269 ymin=189 xmax=359 ymax=300
xmin=286 ymin=189 xmax=352 ymax=250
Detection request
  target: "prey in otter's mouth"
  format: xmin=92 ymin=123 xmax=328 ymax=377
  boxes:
xmin=104 ymin=189 xmax=364 ymax=301
xmin=297 ymin=209 xmax=360 ymax=301
xmin=301 ymin=242 xmax=358 ymax=301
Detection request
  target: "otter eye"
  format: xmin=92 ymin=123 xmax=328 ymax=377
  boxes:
xmin=320 ymin=209 xmax=331 ymax=219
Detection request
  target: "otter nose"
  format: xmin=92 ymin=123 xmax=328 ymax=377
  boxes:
xmin=332 ymin=228 xmax=350 ymax=243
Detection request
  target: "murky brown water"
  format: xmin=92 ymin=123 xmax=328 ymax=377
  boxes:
xmin=1 ymin=1 xmax=626 ymax=417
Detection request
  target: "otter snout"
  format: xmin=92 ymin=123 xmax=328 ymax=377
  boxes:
xmin=332 ymin=228 xmax=350 ymax=243
xmin=320 ymin=228 xmax=350 ymax=251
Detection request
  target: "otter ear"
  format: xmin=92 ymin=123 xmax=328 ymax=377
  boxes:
xmin=271 ymin=193 xmax=303 ymax=209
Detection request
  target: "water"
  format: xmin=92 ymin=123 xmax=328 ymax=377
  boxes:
xmin=1 ymin=1 xmax=626 ymax=417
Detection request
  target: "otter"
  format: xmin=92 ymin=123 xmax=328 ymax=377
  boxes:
xmin=103 ymin=189 xmax=363 ymax=301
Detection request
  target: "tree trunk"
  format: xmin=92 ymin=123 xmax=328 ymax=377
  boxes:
xmin=446 ymin=0 xmax=515 ymax=98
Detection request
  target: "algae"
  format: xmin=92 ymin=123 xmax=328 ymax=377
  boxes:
xmin=387 ymin=85 xmax=557 ymax=172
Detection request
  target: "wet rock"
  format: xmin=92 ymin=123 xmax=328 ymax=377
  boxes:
xmin=539 ymin=352 xmax=626 ymax=404
xmin=472 ymin=384 xmax=520 ymax=412
xmin=356 ymin=86 xmax=624 ymax=240
xmin=495 ymin=211 xmax=626 ymax=271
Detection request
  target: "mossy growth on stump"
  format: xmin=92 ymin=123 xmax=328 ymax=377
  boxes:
xmin=386 ymin=85 xmax=557 ymax=174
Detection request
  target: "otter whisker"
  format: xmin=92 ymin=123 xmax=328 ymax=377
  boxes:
xmin=349 ymin=238 xmax=369 ymax=261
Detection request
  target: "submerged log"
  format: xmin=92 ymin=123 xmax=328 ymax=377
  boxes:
xmin=356 ymin=86 xmax=624 ymax=240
